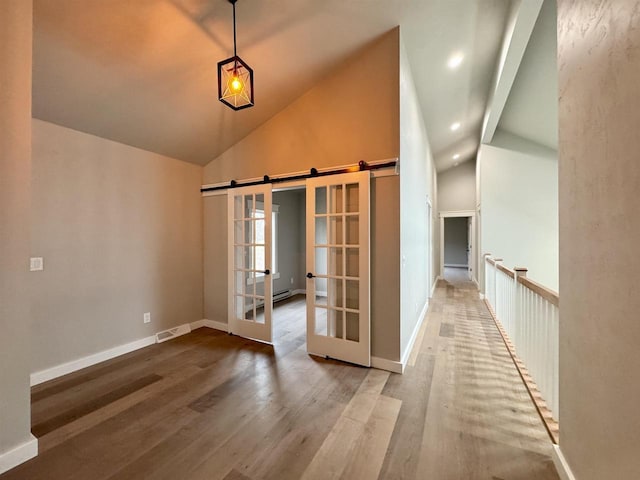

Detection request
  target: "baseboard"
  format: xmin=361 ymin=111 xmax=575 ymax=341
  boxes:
xmin=291 ymin=289 xmax=306 ymax=296
xmin=371 ymin=356 xmax=404 ymax=374
xmin=191 ymin=319 xmax=228 ymax=333
xmin=444 ymin=264 xmax=468 ymax=268
xmin=30 ymin=335 xmax=156 ymax=386
xmin=552 ymin=445 xmax=577 ymax=480
xmin=399 ymin=299 xmax=429 ymax=371
xmin=430 ymin=277 xmax=441 ymax=298
xmin=0 ymin=434 xmax=38 ymax=475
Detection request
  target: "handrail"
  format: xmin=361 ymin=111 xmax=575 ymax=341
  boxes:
xmin=517 ymin=276 xmax=559 ymax=307
xmin=496 ymin=263 xmax=515 ymax=279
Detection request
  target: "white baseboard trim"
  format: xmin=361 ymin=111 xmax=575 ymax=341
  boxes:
xmin=371 ymin=356 xmax=404 ymax=374
xmin=30 ymin=335 xmax=156 ymax=387
xmin=191 ymin=319 xmax=229 ymax=333
xmin=552 ymin=445 xmax=577 ymax=480
xmin=430 ymin=277 xmax=441 ymax=298
xmin=444 ymin=264 xmax=468 ymax=268
xmin=0 ymin=434 xmax=38 ymax=475
xmin=399 ymin=299 xmax=429 ymax=370
xmin=291 ymin=289 xmax=306 ymax=296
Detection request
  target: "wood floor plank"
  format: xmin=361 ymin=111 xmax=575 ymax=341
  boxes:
xmin=38 ymin=364 xmax=203 ymax=453
xmin=0 ymin=291 xmax=560 ymax=480
xmin=300 ymin=369 xmax=390 ymax=480
xmin=339 ymin=394 xmax=402 ymax=480
xmin=32 ymin=373 xmax=162 ymax=437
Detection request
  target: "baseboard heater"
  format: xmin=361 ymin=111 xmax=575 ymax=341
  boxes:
xmin=249 ymin=290 xmax=292 ymax=312
xmin=273 ymin=289 xmax=291 ymax=303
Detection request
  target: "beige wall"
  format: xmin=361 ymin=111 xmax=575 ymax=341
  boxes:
xmin=437 ymin=160 xmax=476 ymax=212
xmin=558 ymin=2 xmax=640 ymax=478
xmin=203 ymin=30 xmax=400 ymax=184
xmin=203 ymin=29 xmax=401 ymax=361
xmin=0 ymin=0 xmax=34 ymax=458
xmin=31 ymin=120 xmax=204 ymax=372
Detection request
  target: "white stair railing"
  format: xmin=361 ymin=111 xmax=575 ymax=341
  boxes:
xmin=483 ymin=254 xmax=560 ymax=440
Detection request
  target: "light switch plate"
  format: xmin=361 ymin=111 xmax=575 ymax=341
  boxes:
xmin=30 ymin=257 xmax=44 ymax=271
xmin=143 ymin=312 xmax=151 ymax=324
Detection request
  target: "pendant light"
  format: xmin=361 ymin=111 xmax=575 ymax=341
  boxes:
xmin=218 ymin=0 xmax=254 ymax=110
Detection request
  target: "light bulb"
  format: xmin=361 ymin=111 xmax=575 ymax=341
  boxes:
xmin=230 ymin=77 xmax=243 ymax=93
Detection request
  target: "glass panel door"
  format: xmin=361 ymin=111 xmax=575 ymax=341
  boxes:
xmin=227 ymin=184 xmax=273 ymax=343
xmin=306 ymin=171 xmax=370 ymax=366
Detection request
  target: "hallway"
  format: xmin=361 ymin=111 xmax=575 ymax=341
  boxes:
xmin=405 ymin=276 xmax=560 ymax=479
xmin=2 ymin=282 xmax=558 ymax=480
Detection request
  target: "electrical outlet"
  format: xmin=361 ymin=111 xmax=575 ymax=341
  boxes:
xmin=290 ymin=277 xmax=294 ymax=284
xmin=143 ymin=312 xmax=151 ymax=324
xmin=30 ymin=257 xmax=44 ymax=272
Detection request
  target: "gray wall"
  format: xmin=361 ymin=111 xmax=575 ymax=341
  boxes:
xmin=558 ymin=2 xmax=640 ymax=478
xmin=437 ymin=160 xmax=476 ymax=212
xmin=272 ymin=190 xmax=305 ymax=294
xmin=31 ymin=120 xmax=204 ymax=373
xmin=444 ymin=217 xmax=468 ymax=266
xmin=0 ymin=0 xmax=33 ymax=458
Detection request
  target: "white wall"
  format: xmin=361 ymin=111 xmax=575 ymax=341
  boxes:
xmin=399 ymin=35 xmax=436 ymax=360
xmin=478 ymin=129 xmax=558 ymax=291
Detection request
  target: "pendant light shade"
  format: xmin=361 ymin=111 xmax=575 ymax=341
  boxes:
xmin=218 ymin=0 xmax=254 ymax=110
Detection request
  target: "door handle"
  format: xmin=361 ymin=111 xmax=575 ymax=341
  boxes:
xmin=306 ymin=272 xmax=315 ymax=279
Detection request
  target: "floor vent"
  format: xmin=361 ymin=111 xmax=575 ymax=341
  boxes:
xmin=156 ymin=324 xmax=191 ymax=344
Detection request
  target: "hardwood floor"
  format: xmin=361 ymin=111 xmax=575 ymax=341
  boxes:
xmin=2 ymin=288 xmax=559 ymax=479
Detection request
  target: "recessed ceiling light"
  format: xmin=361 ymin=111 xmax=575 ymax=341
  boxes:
xmin=450 ymin=122 xmax=461 ymax=131
xmin=448 ymin=53 xmax=464 ymax=69
xmin=453 ymin=154 xmax=460 ymax=160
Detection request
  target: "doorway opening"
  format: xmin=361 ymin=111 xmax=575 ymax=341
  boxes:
xmin=245 ymin=187 xmax=307 ymax=345
xmin=439 ymin=210 xmax=476 ymax=284
xmin=270 ymin=188 xmax=307 ymax=345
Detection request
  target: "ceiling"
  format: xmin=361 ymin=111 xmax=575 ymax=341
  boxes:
xmin=497 ymin=0 xmax=558 ymax=150
xmin=33 ymin=0 xmax=513 ymax=167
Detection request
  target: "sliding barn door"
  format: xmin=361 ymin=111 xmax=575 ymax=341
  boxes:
xmin=228 ymin=184 xmax=273 ymax=343
xmin=306 ymin=171 xmax=370 ymax=366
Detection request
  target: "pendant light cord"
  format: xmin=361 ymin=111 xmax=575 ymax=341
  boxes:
xmin=232 ymin=1 xmax=237 ymax=57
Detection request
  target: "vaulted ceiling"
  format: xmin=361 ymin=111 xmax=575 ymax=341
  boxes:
xmin=33 ymin=0 xmax=513 ymax=167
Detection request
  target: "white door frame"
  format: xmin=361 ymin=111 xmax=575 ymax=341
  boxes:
xmin=305 ymin=171 xmax=371 ymax=367
xmin=439 ymin=210 xmax=476 ymax=281
xmin=426 ymin=196 xmax=433 ymax=297
xmin=227 ymin=183 xmax=274 ymax=343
